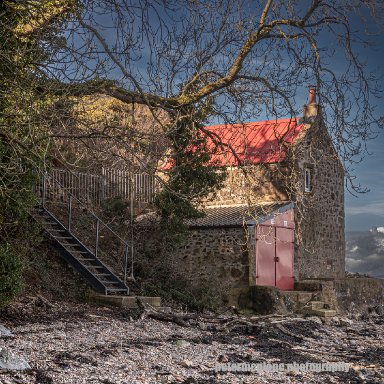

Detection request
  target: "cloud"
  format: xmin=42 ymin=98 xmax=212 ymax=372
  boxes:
xmin=346 ymin=200 xmax=384 ymax=216
xmin=346 ymin=233 xmax=384 ymax=277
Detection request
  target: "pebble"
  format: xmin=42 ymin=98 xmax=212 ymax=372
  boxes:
xmin=175 ymin=339 xmax=190 ymax=347
xmin=0 ymin=348 xmax=30 ymax=371
xmin=180 ymin=359 xmax=194 ymax=368
xmin=339 ymin=317 xmax=354 ymax=326
xmin=0 ymin=325 xmax=13 ymax=338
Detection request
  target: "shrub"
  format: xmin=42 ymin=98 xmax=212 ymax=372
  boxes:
xmin=101 ymin=196 xmax=130 ymax=221
xmin=0 ymin=244 xmax=23 ymax=308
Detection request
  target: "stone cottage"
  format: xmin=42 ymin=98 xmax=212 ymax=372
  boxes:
xmin=139 ymin=86 xmax=345 ymax=304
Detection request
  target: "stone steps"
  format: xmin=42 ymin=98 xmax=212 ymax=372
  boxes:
xmin=307 ymin=300 xmax=326 ymax=310
xmin=248 ymin=283 xmax=338 ymax=317
xmin=282 ymin=287 xmax=337 ymax=317
xmin=291 ymin=280 xmax=338 ymax=318
xmin=311 ymin=308 xmax=337 ymax=317
xmin=299 ymin=300 xmax=336 ymax=317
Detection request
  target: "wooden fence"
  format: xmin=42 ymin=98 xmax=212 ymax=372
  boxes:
xmin=48 ymin=168 xmax=159 ymax=206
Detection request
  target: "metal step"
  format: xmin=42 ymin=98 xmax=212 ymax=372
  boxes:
xmin=69 ymin=250 xmax=89 ymax=254
xmin=105 ymin=288 xmax=129 ymax=293
xmin=31 ymin=206 xmax=129 ymax=296
xmin=65 ymin=244 xmax=83 ymax=248
xmin=100 ymin=280 xmax=121 ymax=285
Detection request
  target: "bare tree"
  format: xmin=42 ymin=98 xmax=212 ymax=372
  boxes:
xmin=20 ymin=0 xmax=384 ymax=223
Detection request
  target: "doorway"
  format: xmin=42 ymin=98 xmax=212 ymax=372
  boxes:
xmin=255 ymin=223 xmax=294 ymax=290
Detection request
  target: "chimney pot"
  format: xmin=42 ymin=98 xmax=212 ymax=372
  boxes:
xmin=309 ymin=85 xmax=316 ymax=104
xmin=302 ymin=85 xmax=319 ymax=120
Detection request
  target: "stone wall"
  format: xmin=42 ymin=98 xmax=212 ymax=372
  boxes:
xmin=136 ymin=226 xmax=251 ymax=306
xmin=176 ymin=227 xmax=251 ymax=305
xmin=334 ymin=277 xmax=384 ymax=312
xmin=292 ymin=120 xmax=345 ymax=280
xmin=204 ymin=164 xmax=289 ymax=206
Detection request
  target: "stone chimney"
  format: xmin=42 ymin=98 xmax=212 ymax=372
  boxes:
xmin=303 ymin=85 xmax=319 ymax=119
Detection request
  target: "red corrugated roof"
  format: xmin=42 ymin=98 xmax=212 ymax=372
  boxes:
xmin=205 ymin=117 xmax=304 ymax=165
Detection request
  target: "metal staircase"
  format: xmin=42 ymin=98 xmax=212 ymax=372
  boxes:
xmin=32 ymin=172 xmax=130 ymax=295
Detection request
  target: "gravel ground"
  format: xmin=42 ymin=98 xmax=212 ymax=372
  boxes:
xmin=0 ymin=298 xmax=383 ymax=384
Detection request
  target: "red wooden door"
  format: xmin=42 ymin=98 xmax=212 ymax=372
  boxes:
xmin=255 ymin=213 xmax=294 ymax=290
xmin=255 ymin=225 xmax=275 ymax=287
xmin=275 ymin=227 xmax=294 ymax=290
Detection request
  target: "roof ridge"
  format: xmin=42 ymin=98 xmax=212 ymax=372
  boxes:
xmin=205 ymin=116 xmax=299 ymax=129
xmin=203 ymin=201 xmax=292 ymax=209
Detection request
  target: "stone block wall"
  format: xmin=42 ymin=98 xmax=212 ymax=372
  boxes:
xmin=175 ymin=228 xmax=250 ymax=304
xmin=334 ymin=277 xmax=384 ymax=312
xmin=136 ymin=226 xmax=251 ymax=306
xmin=292 ymin=121 xmax=345 ymax=280
xmin=204 ymin=164 xmax=289 ymax=206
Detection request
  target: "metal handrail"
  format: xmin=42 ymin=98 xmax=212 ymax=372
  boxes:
xmin=40 ymin=171 xmax=133 ymax=284
xmin=49 ymin=167 xmax=158 ymax=205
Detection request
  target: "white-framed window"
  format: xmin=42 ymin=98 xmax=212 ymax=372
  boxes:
xmin=304 ymin=167 xmax=312 ymax=192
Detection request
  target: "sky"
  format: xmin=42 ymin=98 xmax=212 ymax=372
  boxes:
xmin=345 ymin=134 xmax=384 ymax=231
xmin=343 ymin=17 xmax=384 ymax=232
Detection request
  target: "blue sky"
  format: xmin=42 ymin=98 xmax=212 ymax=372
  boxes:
xmin=344 ymin=19 xmax=384 ymax=231
xmin=345 ymin=134 xmax=384 ymax=231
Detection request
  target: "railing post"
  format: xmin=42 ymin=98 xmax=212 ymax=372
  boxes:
xmin=95 ymin=218 xmax=100 ymax=258
xmin=68 ymin=194 xmax=72 ymax=232
xmin=123 ymin=243 xmax=129 ymax=284
xmin=41 ymin=173 xmax=46 ymax=208
xmin=100 ymin=167 xmax=106 ymax=204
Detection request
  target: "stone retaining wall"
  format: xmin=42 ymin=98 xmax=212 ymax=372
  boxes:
xmin=136 ymin=226 xmax=251 ymax=305
xmin=334 ymin=277 xmax=384 ymax=312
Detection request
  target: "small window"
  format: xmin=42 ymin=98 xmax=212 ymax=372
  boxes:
xmin=304 ymin=168 xmax=312 ymax=192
